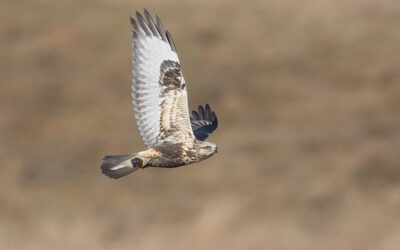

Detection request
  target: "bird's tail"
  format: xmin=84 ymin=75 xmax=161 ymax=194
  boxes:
xmin=100 ymin=154 xmax=142 ymax=179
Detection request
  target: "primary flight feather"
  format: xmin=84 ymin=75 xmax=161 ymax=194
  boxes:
xmin=101 ymin=9 xmax=219 ymax=179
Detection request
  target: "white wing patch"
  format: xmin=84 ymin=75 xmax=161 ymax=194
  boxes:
xmin=131 ymin=11 xmax=194 ymax=148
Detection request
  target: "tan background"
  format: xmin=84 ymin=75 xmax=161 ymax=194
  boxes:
xmin=1 ymin=0 xmax=400 ymax=249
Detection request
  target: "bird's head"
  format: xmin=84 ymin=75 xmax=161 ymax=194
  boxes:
xmin=197 ymin=141 xmax=218 ymax=159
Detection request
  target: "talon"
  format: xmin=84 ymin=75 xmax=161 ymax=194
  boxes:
xmin=131 ymin=158 xmax=143 ymax=168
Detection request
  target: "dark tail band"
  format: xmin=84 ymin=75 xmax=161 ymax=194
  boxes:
xmin=100 ymin=154 xmax=138 ymax=179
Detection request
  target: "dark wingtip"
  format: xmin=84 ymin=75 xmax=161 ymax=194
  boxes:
xmin=143 ymin=8 xmax=152 ymax=20
xmin=192 ymin=110 xmax=200 ymax=120
xmin=166 ymin=30 xmax=176 ymax=52
xmin=190 ymin=104 xmax=218 ymax=141
xmin=131 ymin=10 xmax=175 ymax=52
xmin=204 ymin=104 xmax=211 ymax=120
xmin=130 ymin=16 xmax=139 ymax=31
xmin=212 ymin=111 xmax=218 ymax=128
xmin=143 ymin=9 xmax=159 ymax=36
xmin=136 ymin=11 xmax=152 ymax=36
xmin=135 ymin=10 xmax=141 ymax=21
xmin=198 ymin=105 xmax=205 ymax=119
xmin=211 ymin=111 xmax=216 ymax=121
xmin=154 ymin=14 xmax=168 ymax=42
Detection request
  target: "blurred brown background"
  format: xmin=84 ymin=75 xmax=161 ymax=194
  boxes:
xmin=1 ymin=0 xmax=400 ymax=249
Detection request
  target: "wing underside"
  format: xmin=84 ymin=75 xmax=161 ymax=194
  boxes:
xmin=131 ymin=10 xmax=194 ymax=148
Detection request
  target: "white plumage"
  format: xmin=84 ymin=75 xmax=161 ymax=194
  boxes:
xmin=131 ymin=19 xmax=193 ymax=148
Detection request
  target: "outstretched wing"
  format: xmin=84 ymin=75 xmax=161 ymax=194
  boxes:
xmin=130 ymin=10 xmax=195 ymax=148
xmin=190 ymin=104 xmax=218 ymax=141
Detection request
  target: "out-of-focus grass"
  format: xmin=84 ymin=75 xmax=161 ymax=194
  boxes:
xmin=1 ymin=0 xmax=400 ymax=249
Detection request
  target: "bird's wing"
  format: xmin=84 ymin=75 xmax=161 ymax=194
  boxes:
xmin=131 ymin=10 xmax=195 ymax=148
xmin=190 ymin=104 xmax=218 ymax=141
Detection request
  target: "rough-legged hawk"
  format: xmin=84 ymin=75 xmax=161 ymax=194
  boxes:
xmin=101 ymin=9 xmax=219 ymax=179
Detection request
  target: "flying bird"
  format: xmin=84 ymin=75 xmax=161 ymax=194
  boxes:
xmin=101 ymin=9 xmax=219 ymax=179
